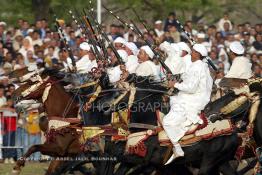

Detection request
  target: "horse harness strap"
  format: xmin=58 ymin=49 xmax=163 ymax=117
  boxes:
xmin=128 ymin=123 xmax=158 ymax=130
xmin=75 ymin=80 xmax=99 ymax=89
xmin=42 ymin=83 xmax=52 ymax=103
xmin=21 ymin=76 xmax=50 ymax=97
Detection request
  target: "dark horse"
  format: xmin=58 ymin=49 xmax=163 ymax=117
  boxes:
xmin=204 ymin=80 xmax=262 ymax=174
xmin=77 ymin=74 xmax=239 ymax=175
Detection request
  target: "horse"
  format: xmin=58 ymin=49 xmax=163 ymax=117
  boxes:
xmin=204 ymin=79 xmax=262 ymax=174
xmin=11 ymin=71 xmax=88 ymax=175
xmin=11 ymin=69 xmax=239 ymax=175
xmin=11 ymin=68 xmax=125 ymax=175
xmin=71 ymin=74 xmax=238 ymax=175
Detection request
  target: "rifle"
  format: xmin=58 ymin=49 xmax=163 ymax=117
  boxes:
xmin=102 ymin=5 xmax=174 ymax=77
xmin=131 ymin=8 xmax=152 ymax=33
xmin=54 ymin=15 xmax=76 ymax=72
xmin=174 ymin=19 xmax=218 ymax=72
xmin=83 ymin=8 xmax=124 ymax=65
xmin=69 ymin=9 xmax=105 ymax=63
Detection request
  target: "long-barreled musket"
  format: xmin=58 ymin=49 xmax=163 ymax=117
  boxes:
xmin=174 ymin=19 xmax=218 ymax=72
xmin=83 ymin=8 xmax=124 ymax=65
xmin=54 ymin=15 xmax=76 ymax=72
xmin=102 ymin=5 xmax=173 ymax=76
xmin=69 ymin=9 xmax=104 ymax=62
xmin=99 ymin=38 xmax=109 ymax=61
xmin=131 ymin=8 xmax=152 ymax=33
xmin=86 ymin=0 xmax=110 ymax=61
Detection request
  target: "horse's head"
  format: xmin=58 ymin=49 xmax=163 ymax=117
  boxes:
xmin=8 ymin=67 xmax=30 ymax=79
xmin=204 ymin=91 xmax=239 ymax=122
xmin=205 ymin=79 xmax=262 ymax=123
xmin=13 ymin=76 xmax=52 ymax=104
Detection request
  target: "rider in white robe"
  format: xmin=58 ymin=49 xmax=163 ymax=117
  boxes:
xmin=163 ymin=43 xmax=213 ymax=165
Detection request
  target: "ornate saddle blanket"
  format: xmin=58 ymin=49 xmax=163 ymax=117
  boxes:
xmin=158 ymin=119 xmax=233 ymax=146
xmin=111 ymin=109 xmax=130 ymax=141
xmin=48 ymin=117 xmax=81 ymax=130
xmin=125 ymin=111 xmax=233 ymax=157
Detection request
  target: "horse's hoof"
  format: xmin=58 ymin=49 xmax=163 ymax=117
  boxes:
xmin=11 ymin=169 xmax=21 ymax=175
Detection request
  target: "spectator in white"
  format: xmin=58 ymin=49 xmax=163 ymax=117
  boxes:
xmin=114 ymin=37 xmax=127 ymax=50
xmin=18 ymin=36 xmax=34 ymax=64
xmin=74 ymin=42 xmax=97 ymax=74
xmin=0 ymin=86 xmax=6 ymax=107
xmin=154 ymin=20 xmax=164 ymax=37
xmin=220 ymin=22 xmax=231 ymax=38
xmin=3 ymin=62 xmax=12 ymax=74
xmin=27 ymin=50 xmax=38 ymax=71
xmin=124 ymin=24 xmax=137 ymax=42
xmin=217 ymin=44 xmax=230 ymax=73
xmin=225 ymin=41 xmax=252 ymax=79
xmin=12 ymin=30 xmax=23 ymax=51
xmin=163 ymin=43 xmax=213 ymax=164
xmin=31 ymin=30 xmax=43 ymax=46
xmin=135 ymin=45 xmax=160 ymax=81
xmin=197 ymin=33 xmax=212 ymax=52
xmin=218 ymin=13 xmax=233 ymax=32
xmin=59 ymin=49 xmax=73 ymax=72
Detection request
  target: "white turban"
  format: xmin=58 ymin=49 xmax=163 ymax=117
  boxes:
xmin=125 ymin=42 xmax=138 ymax=55
xmin=117 ymin=49 xmax=128 ymax=62
xmin=107 ymin=66 xmax=122 ymax=84
xmin=197 ymin=33 xmax=205 ymax=39
xmin=79 ymin=42 xmax=90 ymax=51
xmin=170 ymin=43 xmax=182 ymax=57
xmin=193 ymin=44 xmax=207 ymax=57
xmin=114 ymin=37 xmax=127 ymax=45
xmin=229 ymin=41 xmax=245 ymax=55
xmin=155 ymin=20 xmax=162 ymax=25
xmin=140 ymin=45 xmax=154 ymax=58
xmin=177 ymin=42 xmax=191 ymax=54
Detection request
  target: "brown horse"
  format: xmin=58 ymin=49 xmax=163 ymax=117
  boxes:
xmin=12 ymin=75 xmax=83 ymax=175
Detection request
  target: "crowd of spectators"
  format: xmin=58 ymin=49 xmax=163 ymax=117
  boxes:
xmin=0 ymin=11 xmax=261 ymax=163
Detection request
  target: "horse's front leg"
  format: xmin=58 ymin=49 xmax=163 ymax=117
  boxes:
xmin=12 ymin=143 xmax=62 ymax=174
xmin=45 ymin=160 xmax=64 ymax=175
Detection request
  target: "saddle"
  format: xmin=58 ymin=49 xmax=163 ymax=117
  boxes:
xmin=125 ymin=111 xmax=233 ymax=157
xmin=156 ymin=111 xmax=233 ymax=146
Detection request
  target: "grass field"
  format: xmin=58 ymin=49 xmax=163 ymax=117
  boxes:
xmin=0 ymin=161 xmax=255 ymax=175
xmin=0 ymin=162 xmax=49 ymax=175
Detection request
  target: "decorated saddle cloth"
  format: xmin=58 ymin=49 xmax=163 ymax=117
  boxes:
xmin=79 ymin=109 xmax=130 ymax=142
xmin=78 ymin=109 xmax=130 ymax=151
xmin=157 ymin=111 xmax=233 ymax=146
xmin=125 ymin=111 xmax=233 ymax=157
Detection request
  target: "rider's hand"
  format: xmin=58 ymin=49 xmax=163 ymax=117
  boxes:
xmin=120 ymin=64 xmax=126 ymax=72
xmin=168 ymin=80 xmax=176 ymax=88
xmin=120 ymin=71 xmax=129 ymax=81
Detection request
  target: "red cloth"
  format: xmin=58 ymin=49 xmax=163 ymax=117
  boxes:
xmin=3 ymin=117 xmax=17 ymax=132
